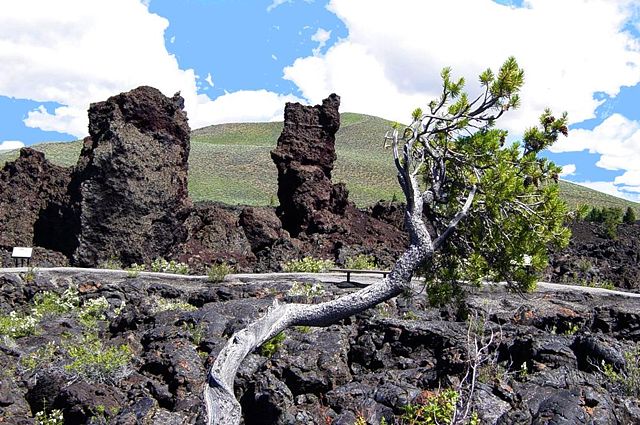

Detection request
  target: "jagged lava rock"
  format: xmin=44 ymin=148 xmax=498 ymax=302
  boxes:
xmin=546 ymin=220 xmax=640 ymax=290
xmin=72 ymin=86 xmax=191 ymax=267
xmin=0 ymin=148 xmax=71 ymax=249
xmin=270 ymin=94 xmax=348 ymax=236
xmin=239 ymin=206 xmax=287 ymax=252
xmin=175 ymin=202 xmax=256 ymax=273
xmin=238 ymin=206 xmax=303 ymax=272
xmin=2 ymin=269 xmax=640 ymax=423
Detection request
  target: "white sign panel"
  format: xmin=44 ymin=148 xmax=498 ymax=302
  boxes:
xmin=11 ymin=247 xmax=33 ymax=258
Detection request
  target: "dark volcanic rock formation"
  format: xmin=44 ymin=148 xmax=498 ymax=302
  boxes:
xmin=0 ymin=148 xmax=72 ymax=250
xmin=174 ymin=202 xmax=257 ymax=273
xmin=546 ymin=221 xmax=640 ymax=291
xmin=71 ymin=86 xmax=191 ymax=267
xmin=1 ymin=269 xmax=639 ymax=424
xmin=264 ymin=94 xmax=407 ymax=269
xmin=271 ymin=94 xmax=348 ymax=236
xmin=238 ymin=206 xmax=302 ymax=272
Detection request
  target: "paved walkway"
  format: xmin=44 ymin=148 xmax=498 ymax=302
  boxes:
xmin=1 ymin=267 xmax=639 ymax=298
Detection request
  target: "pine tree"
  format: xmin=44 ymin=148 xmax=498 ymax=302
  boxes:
xmin=623 ymin=207 xmax=636 ymax=224
xmin=205 ymin=58 xmax=572 ymax=423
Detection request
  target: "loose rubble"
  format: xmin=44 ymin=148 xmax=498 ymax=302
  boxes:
xmin=0 ymin=269 xmax=638 ymax=423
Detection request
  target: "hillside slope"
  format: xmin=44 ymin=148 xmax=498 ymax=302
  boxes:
xmin=1 ymin=112 xmax=638 ymax=211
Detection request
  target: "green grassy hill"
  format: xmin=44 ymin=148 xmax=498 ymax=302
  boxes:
xmin=2 ymin=112 xmax=639 ymax=212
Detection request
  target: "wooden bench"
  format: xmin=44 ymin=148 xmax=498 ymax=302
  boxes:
xmin=329 ymin=268 xmax=390 ymax=283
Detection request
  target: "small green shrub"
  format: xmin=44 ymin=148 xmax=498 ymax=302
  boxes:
xmin=78 ymin=297 xmax=109 ymax=328
xmin=518 ymin=362 xmax=529 ymax=378
xmin=282 ymin=257 xmax=335 ymax=273
xmin=477 ymin=362 xmax=508 ymax=385
xmin=0 ymin=311 xmax=40 ymax=338
xmin=113 ymin=300 xmax=127 ymax=316
xmin=21 ymin=267 xmax=37 ymax=283
xmin=585 ymin=206 xmax=624 ymax=224
xmin=400 ymin=389 xmax=480 ymax=425
xmin=152 ymin=297 xmax=197 ymax=313
xmin=376 ymin=302 xmax=393 ymax=318
xmin=0 ymin=286 xmax=85 ymax=338
xmin=576 ymin=258 xmax=593 ymax=274
xmin=403 ymin=310 xmax=419 ymax=320
xmin=287 ymin=281 xmax=325 ymax=298
xmin=34 ymin=408 xmax=64 ymax=425
xmin=583 ymin=206 xmax=624 ymax=239
xmin=62 ymin=285 xmax=81 ymax=306
xmin=33 ymin=287 xmax=79 ymax=316
xmin=564 ymin=323 xmax=580 ymax=335
xmin=0 ymin=285 xmax=83 ymax=338
xmin=426 ymin=280 xmax=463 ymax=307
xmin=65 ymin=333 xmax=132 ymax=383
xmin=259 ymin=332 xmax=285 ymax=357
xmin=345 ymin=254 xmax=377 ymax=270
xmin=92 ymin=404 xmax=119 ymax=420
xmin=184 ymin=322 xmax=206 ymax=345
xmin=207 ymin=263 xmax=234 ymax=283
xmin=401 ymin=389 xmax=458 ymax=424
xmin=574 ymin=204 xmax=591 ymax=221
xmin=576 ymin=277 xmax=615 ymax=291
xmin=150 ymin=258 xmax=190 ymax=274
xmin=623 ymin=206 xmax=637 ymax=224
xmin=125 ymin=263 xmax=146 ymax=278
xmin=602 ymin=345 xmax=640 ymax=397
xmin=98 ymin=256 xmax=122 ymax=270
xmin=21 ymin=341 xmax=58 ymax=371
xmin=590 ymin=280 xmax=615 ymax=290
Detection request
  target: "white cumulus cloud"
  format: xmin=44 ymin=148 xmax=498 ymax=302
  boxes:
xmin=559 ymin=164 xmax=576 ymax=177
xmin=551 ymin=114 xmax=640 ymax=187
xmin=267 ymin=0 xmax=291 ymax=12
xmin=284 ymin=0 xmax=640 ymax=130
xmin=573 ymin=180 xmax=640 ymax=202
xmin=281 ymin=0 xmax=640 ymax=201
xmin=284 ymin=41 xmax=426 ymax=122
xmin=193 ymin=90 xmax=302 ymax=125
xmin=205 ymin=73 xmax=214 ymax=88
xmin=311 ymin=28 xmax=331 ymax=56
xmin=0 ymin=0 xmax=299 ymax=138
xmin=0 ymin=140 xmax=25 ymax=151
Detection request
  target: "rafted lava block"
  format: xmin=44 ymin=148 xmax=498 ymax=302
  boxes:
xmin=72 ymin=86 xmax=191 ymax=267
xmin=270 ymin=94 xmax=349 ymax=236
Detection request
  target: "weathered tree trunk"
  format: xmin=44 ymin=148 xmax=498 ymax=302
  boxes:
xmin=202 ymin=88 xmax=481 ymax=421
xmin=203 ymin=249 xmax=432 ymax=424
xmin=203 ymin=171 xmax=438 ymax=424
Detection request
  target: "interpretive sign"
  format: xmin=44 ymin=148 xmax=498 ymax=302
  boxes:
xmin=11 ymin=247 xmax=32 ymax=267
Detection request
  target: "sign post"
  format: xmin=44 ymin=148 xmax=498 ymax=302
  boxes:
xmin=11 ymin=247 xmax=33 ymax=267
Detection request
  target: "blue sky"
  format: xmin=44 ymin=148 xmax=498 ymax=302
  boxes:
xmin=1 ymin=0 xmax=640 ymax=201
xmin=148 ymin=0 xmax=347 ymax=96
